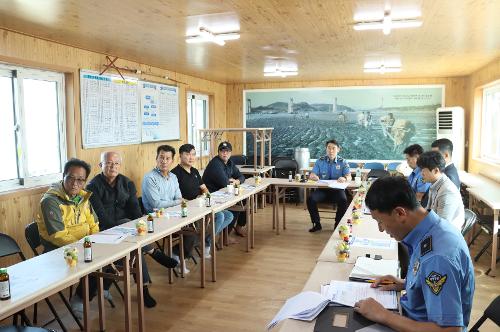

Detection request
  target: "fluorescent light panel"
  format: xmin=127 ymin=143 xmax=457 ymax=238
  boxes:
xmin=185 ymin=27 xmax=240 ymax=46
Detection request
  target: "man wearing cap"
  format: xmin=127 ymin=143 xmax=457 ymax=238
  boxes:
xmin=202 ymin=141 xmax=247 ymax=236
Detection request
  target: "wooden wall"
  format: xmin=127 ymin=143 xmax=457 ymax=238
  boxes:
xmin=0 ymin=28 xmax=227 ymax=262
xmin=466 ymin=57 xmax=500 ymax=181
xmin=225 ymin=77 xmax=468 ymax=154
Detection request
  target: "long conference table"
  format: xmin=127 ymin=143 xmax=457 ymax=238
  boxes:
xmin=276 ymin=192 xmax=398 ymax=331
xmin=0 ymin=181 xmax=270 ymax=332
xmin=459 ymin=170 xmax=500 ymax=276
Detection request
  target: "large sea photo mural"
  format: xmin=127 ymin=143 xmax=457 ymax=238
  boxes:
xmin=244 ymin=86 xmax=444 ymax=160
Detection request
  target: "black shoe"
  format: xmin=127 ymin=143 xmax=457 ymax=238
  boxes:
xmin=309 ymin=223 xmax=322 ymax=232
xmin=151 ymin=249 xmax=178 ymax=268
xmin=143 ymin=286 xmax=157 ymax=308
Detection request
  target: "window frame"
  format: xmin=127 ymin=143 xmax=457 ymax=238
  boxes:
xmin=0 ymin=63 xmax=67 ymax=192
xmin=187 ymin=92 xmax=210 ymax=157
xmin=480 ymin=83 xmax=500 ymax=164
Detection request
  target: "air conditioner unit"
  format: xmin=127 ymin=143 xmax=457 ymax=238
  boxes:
xmin=436 ymin=107 xmax=465 ymax=170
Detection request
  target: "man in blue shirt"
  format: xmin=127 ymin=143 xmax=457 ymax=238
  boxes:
xmin=404 ymin=144 xmax=431 ymax=206
xmin=355 ymin=177 xmax=474 ymax=332
xmin=307 ymin=139 xmax=350 ymax=232
xmin=142 ymin=145 xmax=196 ymax=273
xmin=431 ymin=138 xmax=461 ymax=189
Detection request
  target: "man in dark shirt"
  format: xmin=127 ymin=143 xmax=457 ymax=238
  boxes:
xmin=172 ymin=144 xmax=235 ymax=257
xmin=431 ymin=138 xmax=461 ymax=189
xmin=202 ymin=141 xmax=247 ymax=236
xmin=87 ymin=151 xmax=177 ymax=308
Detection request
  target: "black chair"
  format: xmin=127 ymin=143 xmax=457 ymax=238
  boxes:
xmin=23 ymin=223 xmax=85 ymax=330
xmin=273 ymin=159 xmax=300 ymax=203
xmin=469 ymin=213 xmax=500 ymax=267
xmin=0 ymin=327 xmax=55 ymax=332
xmin=229 ymin=155 xmax=247 ymax=165
xmin=469 ymin=295 xmax=500 ymax=331
xmin=0 ymin=233 xmax=66 ymax=330
xmin=461 ymin=209 xmax=477 ymax=237
xmin=367 ymin=169 xmax=390 ymax=179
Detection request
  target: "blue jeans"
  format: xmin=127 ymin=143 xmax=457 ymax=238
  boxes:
xmin=206 ymin=210 xmax=234 ymax=246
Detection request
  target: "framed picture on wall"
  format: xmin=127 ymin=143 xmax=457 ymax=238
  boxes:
xmin=243 ymin=85 xmax=445 ymax=161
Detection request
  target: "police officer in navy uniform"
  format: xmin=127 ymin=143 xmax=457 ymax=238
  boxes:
xmin=307 ymin=139 xmax=350 ymax=232
xmin=355 ymin=177 xmax=474 ymax=332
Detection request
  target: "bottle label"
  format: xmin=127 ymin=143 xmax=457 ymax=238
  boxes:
xmin=147 ymin=219 xmax=154 ymax=232
xmin=84 ymin=247 xmax=92 ymax=262
xmin=181 ymin=207 xmax=188 ymax=217
xmin=0 ymin=280 xmax=9 ymax=299
xmin=205 ymin=197 xmax=211 ymax=207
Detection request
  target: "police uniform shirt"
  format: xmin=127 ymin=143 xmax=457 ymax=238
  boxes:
xmin=311 ymin=156 xmax=350 ymax=180
xmin=408 ymin=167 xmax=431 ymax=193
xmin=171 ymin=165 xmax=203 ymax=201
xmin=401 ymin=210 xmax=474 ymax=330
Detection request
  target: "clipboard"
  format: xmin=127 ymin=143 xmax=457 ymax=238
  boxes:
xmin=313 ymin=306 xmax=374 ymax=332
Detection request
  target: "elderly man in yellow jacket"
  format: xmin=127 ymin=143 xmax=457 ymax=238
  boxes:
xmin=37 ymin=158 xmax=99 ymax=251
xmin=37 ymin=158 xmax=101 ymax=318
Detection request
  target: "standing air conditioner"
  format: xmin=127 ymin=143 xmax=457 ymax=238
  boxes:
xmin=436 ymin=107 xmax=465 ymax=170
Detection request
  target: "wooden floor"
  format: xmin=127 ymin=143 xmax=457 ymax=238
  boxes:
xmin=2 ymin=204 xmax=499 ymax=331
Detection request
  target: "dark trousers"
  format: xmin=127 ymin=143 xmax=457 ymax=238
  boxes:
xmin=229 ymin=211 xmax=247 ymax=229
xmin=307 ymin=188 xmax=348 ymax=228
xmin=75 ymin=265 xmax=114 ymax=301
xmin=172 ymin=234 xmax=197 ymax=258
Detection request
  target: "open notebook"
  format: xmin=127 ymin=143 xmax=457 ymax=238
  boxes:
xmin=349 ymin=257 xmax=399 ymax=282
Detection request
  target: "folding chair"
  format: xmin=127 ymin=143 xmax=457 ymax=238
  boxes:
xmin=469 ymin=295 xmax=500 ymax=331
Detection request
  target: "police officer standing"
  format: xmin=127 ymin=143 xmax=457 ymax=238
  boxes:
xmin=355 ymin=177 xmax=474 ymax=332
xmin=307 ymin=139 xmax=350 ymax=232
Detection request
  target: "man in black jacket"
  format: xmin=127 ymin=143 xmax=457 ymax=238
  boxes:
xmin=202 ymin=142 xmax=247 ymax=236
xmin=431 ymin=138 xmax=460 ymax=189
xmin=87 ymin=151 xmax=177 ymax=308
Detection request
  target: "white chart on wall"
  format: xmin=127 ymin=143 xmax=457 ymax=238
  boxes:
xmin=80 ymin=70 xmax=141 ymax=148
xmin=140 ymin=81 xmax=180 ymax=142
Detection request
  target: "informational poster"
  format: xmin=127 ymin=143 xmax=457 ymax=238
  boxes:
xmin=140 ymin=81 xmax=180 ymax=142
xmin=80 ymin=70 xmax=140 ymax=148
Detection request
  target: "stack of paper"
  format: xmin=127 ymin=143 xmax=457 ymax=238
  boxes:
xmin=349 ymin=257 xmax=399 ymax=281
xmin=320 ymin=280 xmax=397 ymax=310
xmin=350 ymin=237 xmax=397 ymax=250
xmin=267 ymin=291 xmax=330 ymax=330
xmin=318 ymin=179 xmax=349 ymax=190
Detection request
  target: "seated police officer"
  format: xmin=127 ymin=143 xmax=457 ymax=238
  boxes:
xmin=202 ymin=141 xmax=247 ymax=237
xmin=307 ymin=139 xmax=350 ymax=232
xmin=355 ymin=176 xmax=474 ymax=332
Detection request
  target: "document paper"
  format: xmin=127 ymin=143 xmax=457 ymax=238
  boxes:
xmin=322 ymin=281 xmax=397 ymax=310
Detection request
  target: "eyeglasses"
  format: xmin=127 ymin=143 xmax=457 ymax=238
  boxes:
xmin=64 ymin=175 xmax=86 ymax=185
xmin=104 ymin=162 xmax=121 ymax=167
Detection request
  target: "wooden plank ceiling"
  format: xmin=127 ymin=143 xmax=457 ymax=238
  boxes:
xmin=0 ymin=0 xmax=499 ymax=83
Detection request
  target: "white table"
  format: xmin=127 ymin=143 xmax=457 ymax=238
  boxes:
xmin=266 ymin=178 xmax=359 ymax=235
xmin=458 ymin=170 xmax=500 ymax=276
xmin=276 ymin=194 xmax=397 ymax=331
xmin=0 ymin=242 xmax=138 ymax=332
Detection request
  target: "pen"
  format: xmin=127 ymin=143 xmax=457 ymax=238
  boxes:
xmin=349 ymin=277 xmax=395 ymax=285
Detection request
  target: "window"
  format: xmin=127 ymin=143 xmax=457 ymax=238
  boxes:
xmin=187 ymin=92 xmax=210 ymax=156
xmin=0 ymin=64 xmax=66 ymax=192
xmin=481 ymin=84 xmax=500 ymax=163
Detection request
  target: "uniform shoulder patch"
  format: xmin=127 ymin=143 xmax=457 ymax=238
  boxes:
xmin=420 ymin=236 xmax=432 ymax=257
xmin=425 ymin=271 xmax=447 ymax=295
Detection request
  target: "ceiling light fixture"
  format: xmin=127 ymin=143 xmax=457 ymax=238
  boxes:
xmin=185 ymin=27 xmax=240 ymax=46
xmin=354 ymin=10 xmax=422 ymax=35
xmin=364 ymin=64 xmax=401 ymax=74
xmin=263 ymin=65 xmax=298 ymax=77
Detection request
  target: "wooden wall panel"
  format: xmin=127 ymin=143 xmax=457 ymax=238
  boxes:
xmin=226 ymin=77 xmax=467 ymax=155
xmin=0 ymin=28 xmax=226 ymax=258
xmin=466 ymin=57 xmax=500 ymax=181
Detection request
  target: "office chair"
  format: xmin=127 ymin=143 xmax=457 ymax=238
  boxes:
xmin=461 ymin=209 xmax=477 ymax=237
xmin=364 ymin=162 xmax=384 ymax=170
xmin=0 ymin=233 xmax=66 ymax=331
xmin=469 ymin=295 xmax=500 ymax=331
xmin=273 ymin=158 xmax=300 ymax=203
